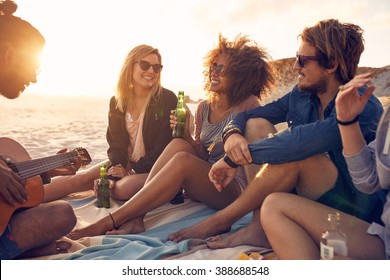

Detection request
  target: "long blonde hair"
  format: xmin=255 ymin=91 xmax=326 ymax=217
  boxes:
xmin=115 ymin=44 xmax=163 ymax=112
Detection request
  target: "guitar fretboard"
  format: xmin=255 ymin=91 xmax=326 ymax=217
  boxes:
xmin=8 ymin=151 xmax=78 ymax=180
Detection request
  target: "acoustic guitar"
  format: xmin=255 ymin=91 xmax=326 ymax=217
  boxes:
xmin=0 ymin=137 xmax=91 ymax=234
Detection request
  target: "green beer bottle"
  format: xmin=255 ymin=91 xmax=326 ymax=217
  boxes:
xmin=97 ymin=164 xmax=110 ymax=208
xmin=172 ymin=91 xmax=186 ymax=138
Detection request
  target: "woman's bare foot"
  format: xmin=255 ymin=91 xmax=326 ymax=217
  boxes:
xmin=67 ymin=216 xmax=113 ymax=240
xmin=168 ymin=215 xmax=231 ymax=242
xmin=207 ymin=219 xmax=270 ymax=249
xmin=107 ymin=217 xmax=145 ymax=235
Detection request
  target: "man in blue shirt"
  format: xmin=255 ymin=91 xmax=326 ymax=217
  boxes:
xmin=168 ymin=19 xmax=385 ymax=249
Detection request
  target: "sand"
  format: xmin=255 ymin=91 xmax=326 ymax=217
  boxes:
xmin=0 ymin=93 xmax=198 ymax=166
xmin=1 ymin=92 xmax=387 ymax=168
xmin=1 ymin=94 xmax=110 ymax=165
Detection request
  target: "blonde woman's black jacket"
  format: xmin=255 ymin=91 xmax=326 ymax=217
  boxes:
xmin=106 ymin=88 xmax=177 ymax=173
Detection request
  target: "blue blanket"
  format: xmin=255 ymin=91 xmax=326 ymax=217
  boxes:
xmin=64 ymin=199 xmax=251 ymax=260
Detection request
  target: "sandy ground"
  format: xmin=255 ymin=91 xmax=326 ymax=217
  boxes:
xmin=0 ymin=93 xmax=198 ymax=166
xmin=1 ymin=92 xmax=388 ymax=167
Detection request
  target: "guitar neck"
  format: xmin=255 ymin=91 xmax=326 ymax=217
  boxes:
xmin=8 ymin=151 xmax=78 ymax=180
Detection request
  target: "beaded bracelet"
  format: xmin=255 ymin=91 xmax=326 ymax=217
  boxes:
xmin=222 ymin=127 xmax=242 ymax=144
xmin=336 ymin=116 xmax=359 ymax=126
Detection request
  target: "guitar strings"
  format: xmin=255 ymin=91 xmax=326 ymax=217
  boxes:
xmin=9 ymin=151 xmax=79 ymax=180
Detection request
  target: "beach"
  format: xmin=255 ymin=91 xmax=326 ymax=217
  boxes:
xmin=1 ymin=91 xmax=388 ymax=167
xmin=0 ymin=93 xmax=198 ymax=166
xmin=1 ymin=94 xmax=110 ymax=165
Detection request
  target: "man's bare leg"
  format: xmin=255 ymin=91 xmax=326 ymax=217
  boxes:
xmin=206 ymin=154 xmax=338 ymax=249
xmin=169 ymin=161 xmax=298 ymax=242
xmin=168 ymin=119 xmax=277 ymax=242
xmin=169 ymin=154 xmax=337 ymax=244
xmin=243 ymin=118 xmax=277 ymax=181
xmin=207 ymin=209 xmax=270 ymax=249
xmin=18 ymin=239 xmax=72 ymax=259
xmin=11 ymin=201 xmax=76 ymax=258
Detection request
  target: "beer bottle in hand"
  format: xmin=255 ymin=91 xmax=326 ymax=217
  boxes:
xmin=172 ymin=91 xmax=187 ymax=138
xmin=97 ymin=164 xmax=110 ymax=208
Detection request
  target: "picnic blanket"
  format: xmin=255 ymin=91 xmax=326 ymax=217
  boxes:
xmin=32 ymin=191 xmax=271 ymax=260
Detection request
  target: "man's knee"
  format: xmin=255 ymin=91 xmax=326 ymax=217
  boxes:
xmin=244 ymin=118 xmax=277 ymax=142
xmin=295 ymin=154 xmax=338 ymax=199
xmin=50 ymin=201 xmax=77 ymax=233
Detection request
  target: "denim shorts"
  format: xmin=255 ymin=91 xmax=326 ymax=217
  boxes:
xmin=0 ymin=225 xmax=22 ymax=260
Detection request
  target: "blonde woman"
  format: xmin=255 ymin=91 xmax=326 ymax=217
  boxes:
xmin=44 ymin=45 xmax=177 ymax=201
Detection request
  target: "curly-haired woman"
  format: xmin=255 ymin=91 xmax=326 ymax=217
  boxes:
xmin=69 ymin=34 xmax=276 ymax=239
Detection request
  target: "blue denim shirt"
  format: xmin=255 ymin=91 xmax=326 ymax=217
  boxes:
xmin=225 ymin=85 xmax=385 ymax=222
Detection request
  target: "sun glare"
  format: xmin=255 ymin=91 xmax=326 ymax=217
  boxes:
xmin=19 ymin=0 xmax=390 ymax=101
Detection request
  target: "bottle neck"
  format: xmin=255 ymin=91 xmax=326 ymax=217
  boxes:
xmin=327 ymin=213 xmax=341 ymax=231
xmin=177 ymin=98 xmax=184 ymax=108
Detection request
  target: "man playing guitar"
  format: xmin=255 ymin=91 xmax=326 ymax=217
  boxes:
xmin=0 ymin=1 xmax=83 ymax=259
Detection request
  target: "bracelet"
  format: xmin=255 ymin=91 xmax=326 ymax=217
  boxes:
xmin=336 ymin=116 xmax=359 ymax=126
xmin=109 ymin=213 xmax=118 ymax=230
xmin=222 ymin=127 xmax=242 ymax=144
xmin=223 ymin=154 xmax=239 ymax=168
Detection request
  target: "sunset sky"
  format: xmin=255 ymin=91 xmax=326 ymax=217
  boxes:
xmin=15 ymin=0 xmax=390 ymax=101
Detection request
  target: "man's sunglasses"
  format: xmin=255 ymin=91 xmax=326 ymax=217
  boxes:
xmin=296 ymin=53 xmax=320 ymax=68
xmin=137 ymin=60 xmax=163 ymax=73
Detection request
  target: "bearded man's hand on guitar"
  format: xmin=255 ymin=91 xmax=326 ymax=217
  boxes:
xmin=46 ymin=148 xmax=82 ymax=178
xmin=0 ymin=156 xmax=27 ymax=206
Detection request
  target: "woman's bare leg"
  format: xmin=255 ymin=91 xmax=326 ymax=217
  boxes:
xmin=43 ymin=160 xmax=109 ymax=202
xmin=110 ymin=173 xmax=149 ymax=200
xmin=68 ymin=151 xmax=241 ymax=239
xmin=261 ymin=192 xmax=386 ymax=259
xmin=105 ymin=138 xmax=194 ymax=201
xmin=145 ymin=138 xmax=196 ymax=183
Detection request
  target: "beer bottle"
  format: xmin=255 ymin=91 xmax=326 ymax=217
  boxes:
xmin=97 ymin=164 xmax=110 ymax=208
xmin=320 ymin=212 xmax=348 ymax=259
xmin=172 ymin=91 xmax=187 ymax=138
